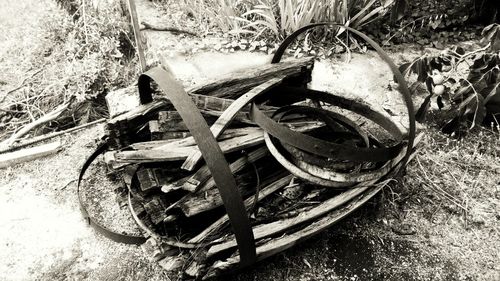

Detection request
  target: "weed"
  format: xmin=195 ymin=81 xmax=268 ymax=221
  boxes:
xmin=0 ymin=0 xmax=138 ymax=138
xmin=385 ymin=126 xmax=500 ymax=226
xmin=396 ymin=25 xmax=500 ymax=136
xmin=172 ymin=0 xmax=396 ymax=41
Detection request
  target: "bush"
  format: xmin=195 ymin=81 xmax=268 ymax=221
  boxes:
xmin=2 ymin=0 xmax=138 ymax=135
xmin=173 ymin=0 xmax=396 ymax=40
xmin=398 ymin=24 xmax=500 ymax=135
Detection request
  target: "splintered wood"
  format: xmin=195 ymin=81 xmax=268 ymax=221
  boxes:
xmin=98 ymin=57 xmax=419 ymax=280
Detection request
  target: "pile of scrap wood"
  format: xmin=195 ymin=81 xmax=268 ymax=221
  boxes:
xmin=80 ymin=27 xmax=419 ymax=280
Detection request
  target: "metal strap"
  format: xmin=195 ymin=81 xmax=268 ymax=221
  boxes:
xmin=250 ymin=104 xmax=404 ymax=162
xmin=271 ymin=23 xmax=416 ymax=167
xmin=77 ymin=142 xmax=147 ymax=245
xmin=138 ymin=67 xmax=256 ymax=267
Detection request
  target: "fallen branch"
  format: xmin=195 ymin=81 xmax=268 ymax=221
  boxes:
xmin=1 ymin=102 xmax=70 ymax=148
xmin=140 ymin=21 xmax=198 ymax=37
xmin=0 ymin=141 xmax=61 ymax=169
xmin=0 ymin=118 xmax=105 ymax=153
xmin=0 ymin=68 xmax=44 ymax=105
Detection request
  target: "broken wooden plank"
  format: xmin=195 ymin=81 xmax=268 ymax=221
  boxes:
xmin=155 ymin=111 xmax=188 ymax=131
xmin=177 ymin=165 xmax=284 ymax=218
xmin=0 ymin=118 xmax=105 ymax=154
xmin=203 ymin=135 xmax=425 ymax=260
xmin=202 ymin=184 xmax=385 ymax=279
xmin=187 ymin=57 xmax=314 ymax=99
xmin=201 ymin=149 xmax=422 ymax=279
xmin=131 ymin=127 xmax=262 ymax=150
xmin=111 ymin=130 xmax=265 ymax=163
xmin=0 ymin=141 xmax=61 ymax=169
xmin=181 ymin=78 xmax=283 ymax=171
xmin=105 ymin=86 xmax=141 ymax=118
xmin=106 ymin=100 xmax=169 ymax=149
xmin=161 ymin=146 xmax=268 ymax=194
xmin=188 ymin=174 xmax=293 ymax=244
xmin=206 ymin=185 xmax=371 ymax=258
xmin=181 ymin=146 xmax=269 ymax=193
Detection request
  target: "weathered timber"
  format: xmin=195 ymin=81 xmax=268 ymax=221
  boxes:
xmin=136 ymin=168 xmax=178 ymax=193
xmin=161 ymin=146 xmax=268 ymax=193
xmin=126 ymin=0 xmax=146 ymax=71
xmin=106 ymin=100 xmax=169 ymax=149
xmin=202 ymin=185 xmax=385 ymax=279
xmin=201 ymin=149 xmax=421 ymax=279
xmin=111 ymin=130 xmax=264 ymax=163
xmin=157 ymin=111 xmax=187 ymax=131
xmin=104 ymin=58 xmax=313 ymax=149
xmin=185 ymin=261 xmax=205 ymax=278
xmin=187 ymin=57 xmax=314 ymax=99
xmin=151 ymin=130 xmax=191 ymax=140
xmin=105 ymin=86 xmax=141 ymax=118
xmin=206 ymin=185 xmax=371 ymax=257
xmin=205 ymin=134 xmax=424 ymax=258
xmin=181 ymin=78 xmax=283 ymax=171
xmin=177 ymin=165 xmax=285 ymax=218
xmin=158 ymin=255 xmax=186 ymax=272
xmin=182 ymin=146 xmax=269 ymax=193
xmin=143 ymin=197 xmax=168 ymax=225
xmin=188 ymin=174 xmax=293 ymax=244
xmin=0 ymin=118 xmax=106 ymax=154
xmin=108 ymin=121 xmax=325 ymax=165
xmin=131 ymin=127 xmax=262 ymax=151
xmin=0 ymin=141 xmax=61 ymax=169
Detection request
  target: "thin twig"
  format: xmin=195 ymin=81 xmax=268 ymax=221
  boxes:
xmin=1 ymin=102 xmax=70 ymax=147
xmin=127 ymin=0 xmax=146 ymax=72
xmin=0 ymin=118 xmax=106 ymax=153
xmin=335 ymin=36 xmax=351 ymax=63
xmin=61 ymin=178 xmax=77 ymax=190
xmin=0 ymin=68 xmax=44 ymax=104
xmin=140 ymin=21 xmax=199 ymax=37
xmin=416 ymin=156 xmax=467 ymax=211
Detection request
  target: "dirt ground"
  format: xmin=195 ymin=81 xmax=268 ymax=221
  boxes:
xmin=1 ymin=1 xmax=499 ymax=281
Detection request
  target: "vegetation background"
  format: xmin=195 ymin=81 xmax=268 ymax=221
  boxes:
xmin=0 ymin=0 xmax=499 ymax=280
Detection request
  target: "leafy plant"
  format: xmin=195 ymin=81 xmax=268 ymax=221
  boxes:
xmin=399 ymin=25 xmax=500 ymax=135
xmin=237 ymin=0 xmax=396 ymax=40
xmin=0 ymin=0 xmax=138 ymax=137
xmin=173 ymin=0 xmax=397 ymax=41
xmin=177 ymin=0 xmax=252 ymax=34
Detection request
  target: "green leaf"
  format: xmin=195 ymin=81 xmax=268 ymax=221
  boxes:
xmin=416 ymin=60 xmax=429 ymax=83
xmin=482 ymin=82 xmax=500 ymax=101
xmin=437 ymin=96 xmax=444 ymax=109
xmin=415 ymin=94 xmax=432 ymax=123
xmin=390 ymin=0 xmax=407 ymax=22
xmin=453 ymin=83 xmax=472 ymax=102
xmin=455 ymin=46 xmax=465 ymax=56
xmin=425 ymin=76 xmax=433 ymax=93
xmin=469 ymin=94 xmax=486 ymax=128
xmin=442 ymin=117 xmax=461 ymax=135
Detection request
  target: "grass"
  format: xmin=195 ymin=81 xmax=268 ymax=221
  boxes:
xmin=385 ymin=124 xmax=500 ymax=227
xmin=170 ymin=0 xmax=396 ymax=41
xmin=1 ymin=1 xmax=499 ymax=280
xmin=0 ymin=0 xmax=138 ymax=140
